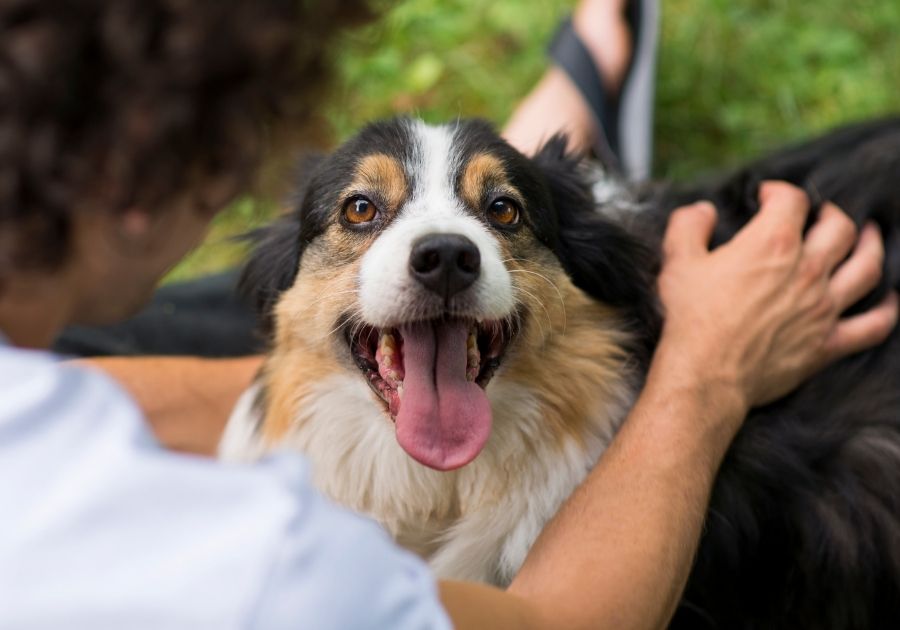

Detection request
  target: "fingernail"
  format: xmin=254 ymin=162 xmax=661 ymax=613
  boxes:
xmin=864 ymin=220 xmax=882 ymax=236
xmin=694 ymin=201 xmax=716 ymax=215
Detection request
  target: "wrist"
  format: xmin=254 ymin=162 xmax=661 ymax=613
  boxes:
xmin=640 ymin=338 xmax=749 ymax=459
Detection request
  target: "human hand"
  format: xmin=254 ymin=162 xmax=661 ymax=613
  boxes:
xmin=655 ymin=181 xmax=898 ymax=419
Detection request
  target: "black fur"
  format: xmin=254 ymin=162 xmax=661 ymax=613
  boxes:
xmin=656 ymin=118 xmax=900 ymax=315
xmin=237 ymin=153 xmax=321 ymax=336
xmin=242 ymin=116 xmax=900 ymax=628
xmin=535 ymin=118 xmax=900 ymax=629
xmin=449 ymin=120 xmax=662 ymax=358
xmin=531 ymin=135 xmax=661 ymax=363
xmin=238 ymin=215 xmax=302 ymax=337
xmin=659 ymin=121 xmax=900 ymax=630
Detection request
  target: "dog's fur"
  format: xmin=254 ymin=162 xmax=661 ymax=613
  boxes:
xmin=221 ymin=117 xmax=900 ymax=629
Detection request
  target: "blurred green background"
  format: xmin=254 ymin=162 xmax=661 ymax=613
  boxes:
xmin=169 ymin=0 xmax=900 ymax=281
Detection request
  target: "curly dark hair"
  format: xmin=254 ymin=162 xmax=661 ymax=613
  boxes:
xmin=0 ymin=0 xmax=374 ymax=270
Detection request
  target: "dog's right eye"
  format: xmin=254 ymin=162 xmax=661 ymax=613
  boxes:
xmin=486 ymin=198 xmax=520 ymax=228
xmin=342 ymin=196 xmax=378 ymax=226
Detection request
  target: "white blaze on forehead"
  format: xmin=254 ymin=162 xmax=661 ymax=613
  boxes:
xmin=410 ymin=121 xmax=459 ymax=213
xmin=359 ymin=121 xmax=514 ymax=326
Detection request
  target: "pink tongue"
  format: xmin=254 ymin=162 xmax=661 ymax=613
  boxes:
xmin=395 ymin=320 xmax=492 ymax=471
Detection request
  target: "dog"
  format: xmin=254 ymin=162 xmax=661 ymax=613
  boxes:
xmin=220 ymin=116 xmax=900 ymax=629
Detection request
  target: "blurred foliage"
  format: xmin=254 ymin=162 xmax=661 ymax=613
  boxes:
xmin=164 ymin=197 xmax=269 ymax=283
xmin=657 ymin=0 xmax=900 ymax=178
xmin=327 ymin=0 xmax=569 ymax=136
xmin=170 ymin=0 xmax=900 ymax=280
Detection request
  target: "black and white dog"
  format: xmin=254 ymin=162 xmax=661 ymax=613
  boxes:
xmin=221 ymin=116 xmax=900 ymax=629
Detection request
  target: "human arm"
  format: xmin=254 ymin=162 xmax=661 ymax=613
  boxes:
xmin=73 ymin=355 xmax=263 ymax=455
xmin=438 ymin=182 xmax=899 ymax=629
xmin=437 ymin=370 xmax=752 ymax=630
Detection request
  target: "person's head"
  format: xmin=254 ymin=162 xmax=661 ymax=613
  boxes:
xmin=0 ymin=0 xmax=372 ymax=339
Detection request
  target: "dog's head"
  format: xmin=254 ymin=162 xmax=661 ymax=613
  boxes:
xmin=243 ymin=118 xmax=657 ymax=471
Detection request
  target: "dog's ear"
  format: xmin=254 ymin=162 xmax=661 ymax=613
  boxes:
xmin=531 ymin=136 xmax=661 ymax=358
xmin=238 ymin=153 xmax=324 ymax=338
xmin=238 ymin=214 xmax=303 ymax=338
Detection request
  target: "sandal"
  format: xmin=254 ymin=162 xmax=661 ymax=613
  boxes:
xmin=548 ymin=0 xmax=659 ymax=181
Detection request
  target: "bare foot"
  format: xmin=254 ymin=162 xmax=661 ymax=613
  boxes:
xmin=574 ymin=0 xmax=632 ymax=96
xmin=503 ymin=0 xmax=633 ymax=155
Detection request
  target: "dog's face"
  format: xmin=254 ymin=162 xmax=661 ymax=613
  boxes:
xmin=244 ymin=118 xmax=657 ymax=471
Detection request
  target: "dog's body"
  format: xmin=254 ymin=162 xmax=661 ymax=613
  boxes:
xmin=222 ymin=117 xmax=900 ymax=628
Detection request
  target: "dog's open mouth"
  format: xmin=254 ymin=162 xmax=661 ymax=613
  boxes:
xmin=348 ymin=318 xmax=513 ymax=471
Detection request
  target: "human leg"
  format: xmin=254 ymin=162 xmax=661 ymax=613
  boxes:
xmin=504 ymin=0 xmax=659 ymax=181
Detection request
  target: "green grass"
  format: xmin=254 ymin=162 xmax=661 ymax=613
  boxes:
xmin=657 ymin=0 xmax=900 ymax=178
xmin=169 ymin=0 xmax=900 ymax=280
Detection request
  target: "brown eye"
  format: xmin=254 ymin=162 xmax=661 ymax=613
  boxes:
xmin=342 ymin=196 xmax=378 ymax=225
xmin=487 ymin=198 xmax=520 ymax=227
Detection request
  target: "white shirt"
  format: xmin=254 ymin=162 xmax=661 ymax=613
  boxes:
xmin=0 ymin=339 xmax=451 ymax=629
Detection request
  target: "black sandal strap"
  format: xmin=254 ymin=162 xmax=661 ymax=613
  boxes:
xmin=548 ymin=15 xmax=622 ymax=172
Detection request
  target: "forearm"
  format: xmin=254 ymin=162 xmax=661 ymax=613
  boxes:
xmin=510 ymin=348 xmax=743 ymax=629
xmin=74 ymin=355 xmax=263 ymax=455
xmin=441 ymin=347 xmax=745 ymax=630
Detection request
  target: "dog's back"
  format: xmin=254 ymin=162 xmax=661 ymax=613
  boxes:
xmin=672 ymin=333 xmax=900 ymax=629
xmin=653 ymin=119 xmax=900 ymax=629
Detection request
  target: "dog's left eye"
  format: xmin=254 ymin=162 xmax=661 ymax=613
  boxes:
xmin=342 ymin=196 xmax=379 ymax=225
xmin=486 ymin=198 xmax=520 ymax=227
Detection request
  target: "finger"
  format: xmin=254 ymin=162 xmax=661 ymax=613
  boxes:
xmin=822 ymin=290 xmax=898 ymax=363
xmin=662 ymin=201 xmax=717 ymax=259
xmin=828 ymin=222 xmax=885 ymax=311
xmin=802 ymin=202 xmax=859 ymax=274
xmin=745 ymin=181 xmax=811 ymax=242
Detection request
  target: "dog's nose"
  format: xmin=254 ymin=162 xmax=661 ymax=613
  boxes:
xmin=409 ymin=234 xmax=481 ymax=300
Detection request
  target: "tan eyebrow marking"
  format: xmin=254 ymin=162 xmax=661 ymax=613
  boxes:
xmin=346 ymin=154 xmax=408 ymax=210
xmin=460 ymin=152 xmax=519 ymax=209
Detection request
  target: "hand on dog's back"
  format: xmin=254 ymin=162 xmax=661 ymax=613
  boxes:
xmin=657 ymin=181 xmax=897 ymax=420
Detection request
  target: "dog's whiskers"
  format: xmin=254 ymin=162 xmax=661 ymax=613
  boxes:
xmin=506 ymin=269 xmax=567 ymax=334
xmin=317 ymin=309 xmax=365 ymax=343
xmin=346 ymin=312 xmax=370 ymax=343
xmin=514 ymin=286 xmax=553 ymax=341
xmin=302 ymin=288 xmax=359 ymax=311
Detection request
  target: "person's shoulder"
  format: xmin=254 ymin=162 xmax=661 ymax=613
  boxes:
xmin=248 ymin=455 xmax=453 ymax=630
xmin=0 ymin=342 xmax=311 ymax=526
xmin=0 ymin=343 xmax=139 ymax=426
xmin=0 ymin=345 xmax=275 ymax=624
xmin=0 ymin=344 xmax=450 ymax=628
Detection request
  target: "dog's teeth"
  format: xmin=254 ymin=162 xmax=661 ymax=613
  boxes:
xmin=466 ymin=330 xmax=479 ymax=382
xmin=379 ymin=331 xmax=397 ymax=356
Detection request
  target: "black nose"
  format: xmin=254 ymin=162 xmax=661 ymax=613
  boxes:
xmin=409 ymin=233 xmax=481 ymax=300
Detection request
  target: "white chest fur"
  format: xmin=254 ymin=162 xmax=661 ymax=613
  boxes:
xmin=221 ymin=372 xmax=632 ymax=585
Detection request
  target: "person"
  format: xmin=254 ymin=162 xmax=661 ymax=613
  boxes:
xmin=506 ymin=0 xmax=658 ymax=179
xmin=0 ymin=2 xmax=897 ymax=629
